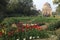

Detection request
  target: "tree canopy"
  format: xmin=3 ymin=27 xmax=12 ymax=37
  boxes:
xmin=6 ymin=0 xmax=39 ymax=16
xmin=0 ymin=0 xmax=8 ymax=22
xmin=0 ymin=0 xmax=39 ymax=17
xmin=53 ymin=0 xmax=60 ymax=14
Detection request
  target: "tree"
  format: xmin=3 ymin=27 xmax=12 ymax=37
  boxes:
xmin=0 ymin=0 xmax=7 ymax=10
xmin=53 ymin=0 xmax=60 ymax=15
xmin=6 ymin=0 xmax=34 ymax=16
xmin=0 ymin=0 xmax=8 ymax=22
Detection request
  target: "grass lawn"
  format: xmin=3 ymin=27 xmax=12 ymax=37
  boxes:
xmin=2 ymin=16 xmax=60 ymax=24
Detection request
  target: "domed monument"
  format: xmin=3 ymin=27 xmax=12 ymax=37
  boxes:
xmin=42 ymin=2 xmax=52 ymax=17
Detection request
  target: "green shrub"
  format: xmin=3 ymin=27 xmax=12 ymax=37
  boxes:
xmin=48 ymin=21 xmax=60 ymax=31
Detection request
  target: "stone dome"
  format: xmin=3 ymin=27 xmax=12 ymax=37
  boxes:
xmin=43 ymin=2 xmax=51 ymax=9
xmin=42 ymin=2 xmax=52 ymax=17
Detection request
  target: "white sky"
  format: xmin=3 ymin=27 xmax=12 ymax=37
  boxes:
xmin=33 ymin=0 xmax=57 ymax=12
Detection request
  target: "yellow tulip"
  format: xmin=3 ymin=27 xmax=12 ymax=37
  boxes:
xmin=2 ymin=29 xmax=5 ymax=33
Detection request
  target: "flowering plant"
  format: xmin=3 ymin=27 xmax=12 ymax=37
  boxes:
xmin=0 ymin=22 xmax=49 ymax=40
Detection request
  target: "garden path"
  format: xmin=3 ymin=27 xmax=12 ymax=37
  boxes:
xmin=33 ymin=35 xmax=57 ymax=40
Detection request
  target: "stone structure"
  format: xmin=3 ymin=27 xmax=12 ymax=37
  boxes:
xmin=42 ymin=2 xmax=52 ymax=17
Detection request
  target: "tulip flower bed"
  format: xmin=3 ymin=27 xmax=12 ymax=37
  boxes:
xmin=0 ymin=22 xmax=49 ymax=40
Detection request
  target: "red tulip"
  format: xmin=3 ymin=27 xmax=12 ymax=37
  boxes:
xmin=8 ymin=32 xmax=11 ymax=36
xmin=33 ymin=24 xmax=39 ymax=29
xmin=29 ymin=26 xmax=33 ymax=29
xmin=25 ymin=24 xmax=30 ymax=29
xmin=16 ymin=23 xmax=20 ymax=27
xmin=36 ymin=26 xmax=42 ymax=30
xmin=16 ymin=22 xmax=23 ymax=27
xmin=8 ymin=31 xmax=14 ymax=36
xmin=0 ymin=32 xmax=3 ymax=37
xmin=21 ymin=28 xmax=25 ymax=32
